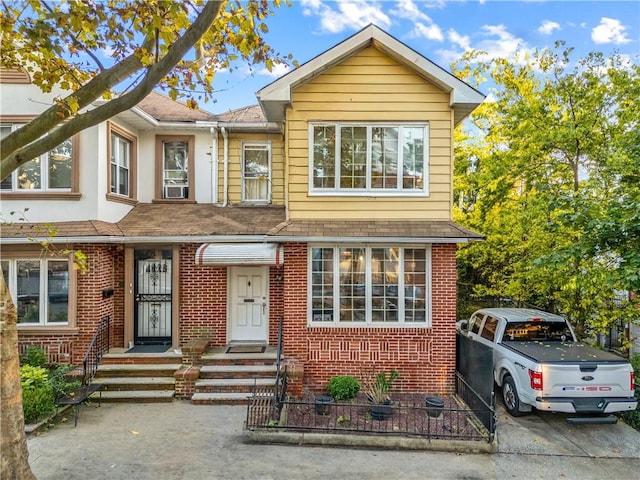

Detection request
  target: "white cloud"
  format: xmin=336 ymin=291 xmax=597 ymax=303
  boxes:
xmin=447 ymin=28 xmax=471 ymax=50
xmin=257 ymin=62 xmax=291 ymax=78
xmin=300 ymin=0 xmax=391 ymax=33
xmin=390 ymin=0 xmax=432 ymax=23
xmin=591 ymin=17 xmax=631 ymax=44
xmin=409 ymin=21 xmax=444 ymax=42
xmin=538 ymin=20 xmax=561 ymax=35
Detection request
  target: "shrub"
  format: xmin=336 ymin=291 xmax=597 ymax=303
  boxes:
xmin=49 ymin=364 xmax=81 ymax=401
xmin=326 ymin=375 xmax=361 ymax=400
xmin=20 ymin=345 xmax=48 ymax=367
xmin=20 ymin=365 xmax=55 ymax=424
xmin=618 ymin=354 xmax=640 ymax=431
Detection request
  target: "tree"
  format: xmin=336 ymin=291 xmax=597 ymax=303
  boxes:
xmin=1 ymin=1 xmax=290 ymax=478
xmin=453 ymin=45 xmax=640 ymax=337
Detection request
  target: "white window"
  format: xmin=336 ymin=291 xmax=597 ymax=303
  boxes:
xmin=309 ymin=246 xmax=431 ymax=326
xmin=163 ymin=140 xmax=189 ymax=199
xmin=110 ymin=132 xmax=131 ymax=196
xmin=1 ymin=258 xmax=70 ymax=325
xmin=309 ymin=123 xmax=428 ymax=195
xmin=242 ymin=142 xmax=271 ymax=203
xmin=1 ymin=124 xmax=73 ymax=192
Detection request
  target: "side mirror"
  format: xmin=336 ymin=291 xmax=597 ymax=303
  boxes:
xmin=457 ymin=319 xmax=469 ymax=334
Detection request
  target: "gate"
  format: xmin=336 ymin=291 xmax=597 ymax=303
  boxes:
xmin=134 ymin=249 xmax=172 ymax=345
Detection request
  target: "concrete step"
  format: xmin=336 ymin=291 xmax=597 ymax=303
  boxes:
xmin=98 ymin=377 xmax=176 ymax=391
xmin=195 ymin=377 xmax=275 ymax=393
xmin=191 ymin=392 xmax=255 ymax=405
xmin=102 ymin=351 xmax=182 ymax=365
xmin=96 ymin=364 xmax=181 ymax=378
xmin=198 ymin=364 xmax=277 ymax=379
xmin=94 ymin=390 xmax=175 ymax=403
xmin=202 ymin=351 xmax=279 ymax=367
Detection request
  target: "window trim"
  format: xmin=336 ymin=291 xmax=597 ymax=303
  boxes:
xmin=307 ymin=244 xmax=432 ymax=327
xmin=241 ymin=141 xmax=272 ymax=204
xmin=308 ymin=122 xmax=429 ymax=197
xmin=106 ymin=121 xmax=138 ymax=205
xmin=2 ymin=252 xmax=77 ymax=331
xmin=0 ymin=116 xmax=80 ymax=196
xmin=154 ymin=135 xmax=195 ymax=202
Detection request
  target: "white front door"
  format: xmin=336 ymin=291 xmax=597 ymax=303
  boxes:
xmin=229 ymin=266 xmax=268 ymax=342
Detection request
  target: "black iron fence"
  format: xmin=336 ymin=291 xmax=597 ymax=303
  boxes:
xmin=246 ymin=389 xmax=495 ymax=443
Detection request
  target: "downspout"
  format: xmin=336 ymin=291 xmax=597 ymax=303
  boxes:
xmin=210 ymin=127 xmax=218 ymax=204
xmin=221 ymin=127 xmax=229 ymax=207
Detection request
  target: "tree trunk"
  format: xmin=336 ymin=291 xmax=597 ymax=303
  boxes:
xmin=1 ymin=274 xmax=36 ymax=480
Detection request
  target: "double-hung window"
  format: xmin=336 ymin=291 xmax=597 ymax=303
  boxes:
xmin=156 ymin=136 xmax=194 ymax=201
xmin=242 ymin=142 xmax=271 ymax=203
xmin=310 ymin=123 xmax=428 ymax=195
xmin=1 ymin=123 xmax=75 ymax=192
xmin=309 ymin=245 xmax=431 ymax=326
xmin=1 ymin=257 xmax=72 ymax=326
xmin=107 ymin=122 xmax=137 ymax=202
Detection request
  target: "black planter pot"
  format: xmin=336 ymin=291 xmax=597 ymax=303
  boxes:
xmin=425 ymin=396 xmax=444 ymax=418
xmin=369 ymin=400 xmax=393 ymax=420
xmin=315 ymin=395 xmax=334 ymax=415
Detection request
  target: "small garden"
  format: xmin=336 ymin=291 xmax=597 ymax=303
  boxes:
xmin=20 ymin=345 xmax=81 ymax=425
xmin=247 ymin=368 xmax=494 ymax=443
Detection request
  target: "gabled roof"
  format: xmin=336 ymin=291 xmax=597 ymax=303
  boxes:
xmin=257 ymin=24 xmax=485 ymax=126
xmin=136 ymin=91 xmax=215 ymax=122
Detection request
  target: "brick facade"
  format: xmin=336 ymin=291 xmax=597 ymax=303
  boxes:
xmin=281 ymin=242 xmax=458 ymax=395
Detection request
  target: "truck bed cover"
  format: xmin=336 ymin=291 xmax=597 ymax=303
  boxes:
xmin=503 ymin=341 xmax=628 ymax=364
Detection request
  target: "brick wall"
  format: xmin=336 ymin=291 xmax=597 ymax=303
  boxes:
xmin=18 ymin=244 xmax=120 ymax=366
xmin=281 ymin=243 xmax=458 ymax=395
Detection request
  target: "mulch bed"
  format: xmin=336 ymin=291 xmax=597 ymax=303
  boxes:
xmin=278 ymin=392 xmax=488 ymax=441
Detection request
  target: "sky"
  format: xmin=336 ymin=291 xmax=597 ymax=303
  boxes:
xmin=206 ymin=0 xmax=639 ymax=114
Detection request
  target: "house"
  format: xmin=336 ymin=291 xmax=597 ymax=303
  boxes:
xmin=1 ymin=25 xmax=484 ymax=397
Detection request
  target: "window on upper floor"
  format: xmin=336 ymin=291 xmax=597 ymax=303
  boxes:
xmin=0 ymin=122 xmax=78 ymax=194
xmin=1 ymin=256 xmax=74 ymax=326
xmin=107 ymin=122 xmax=137 ymax=204
xmin=155 ymin=135 xmax=195 ymax=201
xmin=242 ymin=142 xmax=271 ymax=203
xmin=309 ymin=123 xmax=428 ymax=196
xmin=309 ymin=245 xmax=431 ymax=326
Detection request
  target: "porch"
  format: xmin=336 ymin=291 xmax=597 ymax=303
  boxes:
xmin=94 ymin=344 xmax=282 ymax=404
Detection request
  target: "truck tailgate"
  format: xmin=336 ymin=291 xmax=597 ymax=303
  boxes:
xmin=543 ymin=362 xmax=632 ymax=398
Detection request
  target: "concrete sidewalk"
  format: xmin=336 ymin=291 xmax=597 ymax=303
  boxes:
xmin=27 ymin=401 xmax=640 ymax=480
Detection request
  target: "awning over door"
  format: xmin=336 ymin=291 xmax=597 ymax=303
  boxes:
xmin=195 ymin=243 xmax=284 ymax=266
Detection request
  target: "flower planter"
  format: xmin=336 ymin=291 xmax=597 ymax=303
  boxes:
xmin=369 ymin=400 xmax=393 ymax=420
xmin=315 ymin=395 xmax=334 ymax=416
xmin=425 ymin=397 xmax=444 ymax=418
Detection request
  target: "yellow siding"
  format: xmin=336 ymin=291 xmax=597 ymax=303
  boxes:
xmin=216 ymin=132 xmax=285 ymax=205
xmin=286 ymin=46 xmax=454 ymax=220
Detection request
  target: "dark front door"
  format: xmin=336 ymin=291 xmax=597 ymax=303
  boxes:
xmin=134 ymin=249 xmax=172 ymax=345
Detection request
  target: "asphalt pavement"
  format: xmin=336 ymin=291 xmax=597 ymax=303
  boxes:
xmin=26 ymin=400 xmax=640 ymax=480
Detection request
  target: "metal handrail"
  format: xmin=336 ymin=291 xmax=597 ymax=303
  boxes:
xmin=82 ymin=315 xmax=110 ymax=385
xmin=274 ymin=315 xmax=286 ymax=408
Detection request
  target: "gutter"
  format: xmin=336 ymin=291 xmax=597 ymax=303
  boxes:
xmin=221 ymin=127 xmax=229 ymax=206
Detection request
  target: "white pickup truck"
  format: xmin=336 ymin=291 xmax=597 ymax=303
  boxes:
xmin=458 ymin=308 xmax=637 ymax=419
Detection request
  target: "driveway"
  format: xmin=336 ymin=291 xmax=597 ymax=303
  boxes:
xmin=26 ymin=401 xmax=640 ymax=480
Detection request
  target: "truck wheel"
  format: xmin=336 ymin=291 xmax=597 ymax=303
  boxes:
xmin=502 ymin=375 xmax=527 ymax=417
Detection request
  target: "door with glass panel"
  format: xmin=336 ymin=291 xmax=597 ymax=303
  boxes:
xmin=134 ymin=249 xmax=172 ymax=345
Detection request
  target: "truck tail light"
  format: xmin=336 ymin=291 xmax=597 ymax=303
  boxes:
xmin=529 ymin=369 xmax=543 ymax=391
xmin=632 ymin=372 xmax=636 ymax=392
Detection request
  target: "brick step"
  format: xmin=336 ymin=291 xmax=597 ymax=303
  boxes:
xmin=93 ymin=390 xmax=175 ymax=403
xmin=191 ymin=392 xmax=255 ymax=405
xmin=201 ymin=351 xmax=279 ymax=367
xmin=102 ymin=352 xmax=182 ymax=365
xmin=98 ymin=377 xmax=176 ymax=391
xmin=198 ymin=364 xmax=277 ymax=379
xmin=95 ymin=364 xmax=181 ymax=378
xmin=195 ymin=377 xmax=275 ymax=394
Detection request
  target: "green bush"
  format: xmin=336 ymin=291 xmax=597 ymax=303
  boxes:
xmin=326 ymin=375 xmax=361 ymax=400
xmin=618 ymin=354 xmax=640 ymax=431
xmin=20 ymin=345 xmax=48 ymax=367
xmin=49 ymin=364 xmax=81 ymax=401
xmin=21 ymin=365 xmax=55 ymax=424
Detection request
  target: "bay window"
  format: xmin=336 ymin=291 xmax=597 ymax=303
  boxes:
xmin=1 ymin=123 xmax=75 ymax=192
xmin=310 ymin=123 xmax=428 ymax=195
xmin=310 ymin=245 xmax=430 ymax=325
xmin=1 ymin=257 xmax=72 ymax=326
